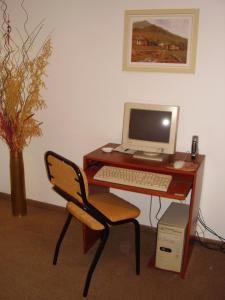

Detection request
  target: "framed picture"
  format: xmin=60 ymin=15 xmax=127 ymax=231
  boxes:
xmin=123 ymin=9 xmax=199 ymax=73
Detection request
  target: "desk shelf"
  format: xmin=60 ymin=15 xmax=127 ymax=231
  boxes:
xmin=83 ymin=143 xmax=205 ymax=278
xmin=85 ymin=164 xmax=192 ymax=201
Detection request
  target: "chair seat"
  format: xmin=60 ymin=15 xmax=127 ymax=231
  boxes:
xmin=67 ymin=192 xmax=140 ymax=230
xmin=67 ymin=201 xmax=105 ymax=231
xmin=89 ymin=192 xmax=140 ymax=222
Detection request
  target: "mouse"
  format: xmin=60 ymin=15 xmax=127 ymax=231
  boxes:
xmin=101 ymin=147 xmax=113 ymax=153
xmin=173 ymin=160 xmax=185 ymax=169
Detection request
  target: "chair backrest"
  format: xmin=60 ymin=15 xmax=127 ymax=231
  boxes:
xmin=45 ymin=151 xmax=89 ymax=204
xmin=45 ymin=151 xmax=106 ymax=231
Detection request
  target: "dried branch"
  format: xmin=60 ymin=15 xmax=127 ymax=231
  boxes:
xmin=0 ymin=0 xmax=52 ymax=151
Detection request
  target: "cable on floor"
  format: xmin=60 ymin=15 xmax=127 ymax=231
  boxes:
xmin=195 ymin=209 xmax=225 ymax=254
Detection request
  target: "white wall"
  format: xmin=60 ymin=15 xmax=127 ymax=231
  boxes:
xmin=1 ymin=0 xmax=225 ymax=240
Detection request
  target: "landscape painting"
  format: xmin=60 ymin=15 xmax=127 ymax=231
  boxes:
xmin=123 ymin=9 xmax=199 ymax=73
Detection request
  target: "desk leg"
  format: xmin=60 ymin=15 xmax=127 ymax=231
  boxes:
xmin=83 ymin=185 xmax=109 ymax=253
xmin=83 ymin=225 xmax=102 ymax=253
xmin=181 ymin=160 xmax=204 ymax=277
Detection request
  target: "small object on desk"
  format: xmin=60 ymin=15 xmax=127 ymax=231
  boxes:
xmin=101 ymin=147 xmax=113 ymax=153
xmin=167 ymin=160 xmax=198 ymax=172
xmin=113 ymin=144 xmax=136 ymax=154
xmin=191 ymin=135 xmax=199 ymax=159
xmin=173 ymin=160 xmax=185 ymax=169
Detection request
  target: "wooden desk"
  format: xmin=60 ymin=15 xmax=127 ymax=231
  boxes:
xmin=83 ymin=143 xmax=205 ymax=278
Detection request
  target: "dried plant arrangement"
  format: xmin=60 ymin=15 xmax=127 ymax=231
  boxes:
xmin=0 ymin=0 xmax=52 ymax=152
xmin=0 ymin=0 xmax=52 ymax=216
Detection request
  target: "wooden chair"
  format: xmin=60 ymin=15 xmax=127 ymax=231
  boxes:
xmin=45 ymin=151 xmax=140 ymax=297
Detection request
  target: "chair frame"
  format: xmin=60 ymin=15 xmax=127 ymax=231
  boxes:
xmin=45 ymin=151 xmax=140 ymax=297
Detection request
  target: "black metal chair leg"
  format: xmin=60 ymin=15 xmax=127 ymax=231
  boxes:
xmin=133 ymin=219 xmax=140 ymax=275
xmin=83 ymin=227 xmax=109 ymax=297
xmin=53 ymin=213 xmax=73 ymax=265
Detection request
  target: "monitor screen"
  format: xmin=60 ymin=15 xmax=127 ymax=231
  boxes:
xmin=129 ymin=109 xmax=172 ymax=143
xmin=122 ymin=102 xmax=179 ymax=156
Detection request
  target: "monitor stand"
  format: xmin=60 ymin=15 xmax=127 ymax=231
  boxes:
xmin=133 ymin=151 xmax=169 ymax=162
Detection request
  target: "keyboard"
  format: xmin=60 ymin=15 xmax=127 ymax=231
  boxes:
xmin=94 ymin=165 xmax=172 ymax=192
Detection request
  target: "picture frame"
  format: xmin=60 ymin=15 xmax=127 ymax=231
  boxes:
xmin=123 ymin=9 xmax=199 ymax=73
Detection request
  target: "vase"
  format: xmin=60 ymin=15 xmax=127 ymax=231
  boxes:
xmin=10 ymin=151 xmax=27 ymax=216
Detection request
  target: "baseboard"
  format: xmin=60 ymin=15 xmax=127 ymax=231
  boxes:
xmin=0 ymin=192 xmax=65 ymax=213
xmin=194 ymin=235 xmax=222 ymax=246
xmin=0 ymin=192 xmax=9 ymax=201
xmin=0 ymin=192 xmax=222 ymax=246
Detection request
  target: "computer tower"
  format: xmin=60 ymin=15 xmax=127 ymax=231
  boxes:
xmin=155 ymin=202 xmax=189 ymax=272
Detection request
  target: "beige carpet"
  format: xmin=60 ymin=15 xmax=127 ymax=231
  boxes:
xmin=0 ymin=197 xmax=225 ymax=300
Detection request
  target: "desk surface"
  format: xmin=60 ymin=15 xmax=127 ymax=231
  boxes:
xmin=83 ymin=143 xmax=205 ymax=200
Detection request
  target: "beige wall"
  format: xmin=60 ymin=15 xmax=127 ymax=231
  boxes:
xmin=1 ymin=0 xmax=225 ymax=240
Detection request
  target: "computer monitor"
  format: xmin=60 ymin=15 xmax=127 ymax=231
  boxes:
xmin=120 ymin=102 xmax=179 ymax=161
